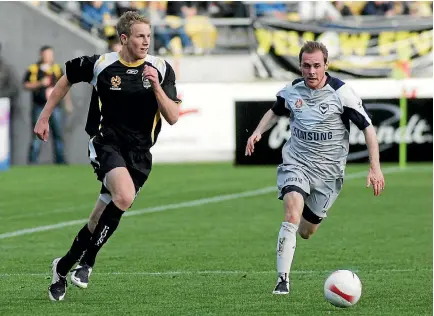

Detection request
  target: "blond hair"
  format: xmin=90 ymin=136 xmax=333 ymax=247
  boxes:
xmin=299 ymin=41 xmax=328 ymax=64
xmin=116 ymin=11 xmax=151 ymax=42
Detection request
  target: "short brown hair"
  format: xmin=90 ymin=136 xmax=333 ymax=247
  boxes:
xmin=299 ymin=41 xmax=328 ymax=64
xmin=116 ymin=11 xmax=151 ymax=39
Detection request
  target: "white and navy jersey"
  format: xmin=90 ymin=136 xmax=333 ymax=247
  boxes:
xmin=65 ymin=52 xmax=181 ymax=150
xmin=271 ymin=73 xmax=372 ymax=179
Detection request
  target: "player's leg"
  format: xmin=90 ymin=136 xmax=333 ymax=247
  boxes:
xmin=80 ymin=167 xmax=135 ymax=268
xmin=299 ymin=177 xmax=344 ymax=239
xmin=48 ymin=136 xmax=118 ymax=300
xmin=71 ymin=152 xmax=150 ymax=289
xmin=70 ymin=192 xmax=110 ymax=288
xmin=298 ymin=206 xmax=322 ymax=240
xmin=49 ymin=195 xmax=108 ymax=300
xmin=273 ymin=165 xmax=310 ymax=295
xmin=81 ymin=152 xmax=151 ymax=266
xmin=87 ymin=191 xmax=111 ymax=233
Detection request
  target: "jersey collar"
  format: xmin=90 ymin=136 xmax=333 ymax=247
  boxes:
xmin=118 ymin=53 xmax=145 ymax=67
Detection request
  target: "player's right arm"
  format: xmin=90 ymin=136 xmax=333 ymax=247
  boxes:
xmin=34 ymin=55 xmax=100 ymax=141
xmin=34 ymin=75 xmax=71 ymax=141
xmin=245 ymin=95 xmax=290 ymax=156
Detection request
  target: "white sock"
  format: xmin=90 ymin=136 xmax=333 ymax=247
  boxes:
xmin=276 ymin=222 xmax=298 ymax=280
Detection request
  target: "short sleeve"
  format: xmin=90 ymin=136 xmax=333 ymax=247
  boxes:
xmin=162 ymin=61 xmax=181 ymax=104
xmin=338 ymin=84 xmax=372 ymax=130
xmin=65 ymin=55 xmax=100 ymax=84
xmin=271 ymin=96 xmax=290 ymax=117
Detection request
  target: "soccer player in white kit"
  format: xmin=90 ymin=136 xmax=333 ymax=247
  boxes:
xmin=245 ymin=41 xmax=385 ymax=295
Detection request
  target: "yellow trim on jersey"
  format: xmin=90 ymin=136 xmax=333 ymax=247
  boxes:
xmin=151 ymin=110 xmax=161 ymax=144
xmin=28 ymin=64 xmax=39 ymax=83
xmin=98 ymin=97 xmax=103 ymax=131
xmin=118 ymin=53 xmax=145 ymax=67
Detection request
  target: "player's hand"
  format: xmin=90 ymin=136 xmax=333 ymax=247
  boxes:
xmin=245 ymin=132 xmax=262 ymax=156
xmin=366 ymin=166 xmax=385 ymax=196
xmin=143 ymin=65 xmax=159 ymax=88
xmin=34 ymin=117 xmax=50 ymax=142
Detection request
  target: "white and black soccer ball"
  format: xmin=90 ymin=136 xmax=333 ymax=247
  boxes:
xmin=324 ymin=270 xmax=362 ymax=308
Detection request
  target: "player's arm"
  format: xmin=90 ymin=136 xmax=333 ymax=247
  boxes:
xmin=245 ymin=96 xmax=290 ymax=156
xmin=363 ymin=125 xmax=381 ymax=172
xmin=64 ymin=90 xmax=74 ymax=114
xmin=253 ymin=109 xmax=279 ymax=135
xmin=36 ymin=75 xmax=72 ymax=122
xmin=340 ymin=85 xmax=384 ymax=196
xmin=363 ymin=124 xmax=384 ymax=196
xmin=144 ymin=62 xmax=180 ymax=125
xmin=153 ymin=85 xmax=179 ymax=125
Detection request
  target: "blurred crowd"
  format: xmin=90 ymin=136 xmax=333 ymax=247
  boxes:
xmin=28 ymin=1 xmax=432 ymax=55
xmin=1 ymin=1 xmax=432 ymax=165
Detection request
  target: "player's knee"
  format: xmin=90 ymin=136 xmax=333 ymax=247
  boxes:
xmin=284 ymin=212 xmax=301 ymax=225
xmin=112 ymin=191 xmax=135 ymax=210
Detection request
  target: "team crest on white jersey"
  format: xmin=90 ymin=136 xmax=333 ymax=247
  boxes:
xmin=319 ymin=103 xmax=329 ymax=114
xmin=294 ymin=99 xmax=304 ymax=112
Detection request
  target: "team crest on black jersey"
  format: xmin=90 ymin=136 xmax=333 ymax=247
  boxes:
xmin=110 ymin=76 xmax=121 ymax=90
xmin=141 ymin=72 xmax=151 ymax=89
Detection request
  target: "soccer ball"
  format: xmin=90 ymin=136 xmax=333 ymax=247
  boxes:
xmin=324 ymin=270 xmax=362 ymax=308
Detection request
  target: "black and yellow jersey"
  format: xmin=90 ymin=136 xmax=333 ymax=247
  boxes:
xmin=65 ymin=52 xmax=181 ymax=150
xmin=23 ymin=62 xmax=63 ymax=105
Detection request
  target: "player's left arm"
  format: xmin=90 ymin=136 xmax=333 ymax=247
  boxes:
xmin=363 ymin=125 xmax=385 ymax=196
xmin=143 ymin=62 xmax=180 ymax=125
xmin=340 ymin=84 xmax=385 ymax=196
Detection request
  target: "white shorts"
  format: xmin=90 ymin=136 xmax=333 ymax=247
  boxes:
xmin=277 ymin=164 xmax=343 ymax=219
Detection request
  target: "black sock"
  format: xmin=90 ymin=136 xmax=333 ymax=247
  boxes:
xmin=57 ymin=224 xmax=93 ymax=276
xmin=80 ymin=201 xmax=124 ymax=267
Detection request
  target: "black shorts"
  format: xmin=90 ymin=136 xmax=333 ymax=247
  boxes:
xmin=88 ymin=135 xmax=152 ymax=194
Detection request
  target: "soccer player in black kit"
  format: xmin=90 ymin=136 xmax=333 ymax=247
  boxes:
xmin=33 ymin=11 xmax=181 ymax=301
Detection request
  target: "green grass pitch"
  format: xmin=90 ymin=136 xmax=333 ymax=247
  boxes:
xmin=0 ymin=163 xmax=431 ymax=315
